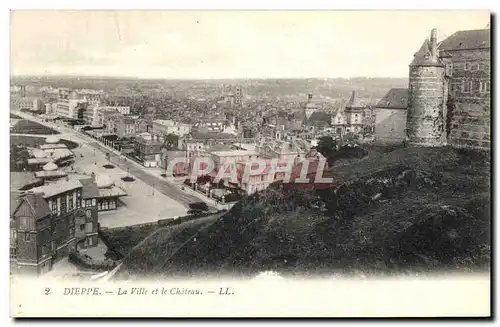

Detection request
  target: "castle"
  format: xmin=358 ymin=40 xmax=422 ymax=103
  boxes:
xmin=406 ymin=27 xmax=490 ymax=150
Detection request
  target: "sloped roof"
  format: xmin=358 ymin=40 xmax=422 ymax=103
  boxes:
xmin=376 ymin=88 xmax=409 ymax=110
xmin=31 ymin=179 xmax=82 ymax=198
xmin=307 ymin=111 xmax=332 ymax=123
xmin=410 ymin=39 xmax=443 ymax=67
xmin=12 ymin=193 xmax=51 ymax=220
xmin=438 ymin=29 xmax=490 ymax=51
xmin=345 ymin=91 xmax=364 ymax=108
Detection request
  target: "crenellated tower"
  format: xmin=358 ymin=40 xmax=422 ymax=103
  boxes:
xmin=406 ymin=28 xmax=447 ymax=147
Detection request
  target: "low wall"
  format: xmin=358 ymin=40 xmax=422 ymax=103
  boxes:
xmin=102 ymin=209 xmax=227 ymax=232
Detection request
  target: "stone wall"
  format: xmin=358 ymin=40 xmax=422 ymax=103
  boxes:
xmin=445 ymin=49 xmax=490 ymax=150
xmin=406 ymin=65 xmax=446 ymax=146
xmin=374 ymin=108 xmax=407 ymax=144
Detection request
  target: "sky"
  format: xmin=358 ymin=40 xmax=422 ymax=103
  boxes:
xmin=10 ymin=10 xmax=490 ymax=79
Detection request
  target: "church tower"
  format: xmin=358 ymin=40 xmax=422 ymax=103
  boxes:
xmin=406 ymin=28 xmax=447 ymax=147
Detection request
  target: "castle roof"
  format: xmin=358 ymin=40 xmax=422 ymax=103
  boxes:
xmin=376 ymin=88 xmax=409 ymax=110
xmin=438 ymin=29 xmax=490 ymax=51
xmin=410 ymin=39 xmax=444 ymax=67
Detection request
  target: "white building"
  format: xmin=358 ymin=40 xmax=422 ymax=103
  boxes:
xmin=153 ymin=119 xmax=191 ymax=137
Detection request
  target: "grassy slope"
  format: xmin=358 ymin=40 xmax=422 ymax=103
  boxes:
xmin=116 ymin=147 xmax=490 ymax=279
xmin=10 ymin=119 xmax=60 ymax=135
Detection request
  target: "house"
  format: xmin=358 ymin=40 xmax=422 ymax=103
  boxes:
xmin=11 ymin=178 xmax=99 ymax=275
xmin=134 ymin=132 xmax=164 ymax=168
xmin=375 ymin=88 xmax=408 ymax=145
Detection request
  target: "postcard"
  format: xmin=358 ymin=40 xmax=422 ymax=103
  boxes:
xmin=9 ymin=10 xmax=491 ymax=318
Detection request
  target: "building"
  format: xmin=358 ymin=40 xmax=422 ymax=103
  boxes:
xmin=89 ymin=106 xmax=131 ymax=126
xmin=407 ymin=27 xmax=490 ymax=149
xmin=56 ymin=89 xmax=88 ymax=119
xmin=344 ymin=91 xmax=365 ymax=135
xmin=134 ymin=132 xmax=164 ymax=167
xmin=256 ymin=137 xmax=310 ymax=161
xmin=91 ymin=174 xmax=128 ymax=212
xmin=10 ymin=179 xmax=99 ymax=275
xmin=153 ymin=119 xmax=192 ymax=137
xmin=304 ymin=93 xmax=319 ymax=119
xmin=193 ymin=118 xmax=227 ymax=133
xmin=374 ymin=88 xmax=409 ymax=144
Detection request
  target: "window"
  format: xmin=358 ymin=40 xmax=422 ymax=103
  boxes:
xmin=472 ymin=63 xmax=480 ymax=71
xmin=68 ymin=197 xmax=74 ymax=211
xmin=51 ymin=201 xmax=57 ymax=215
xmin=11 ymin=230 xmax=17 ymax=241
xmin=76 ymin=191 xmax=82 ymax=208
xmin=86 ymin=199 xmax=92 ymax=207
xmin=464 ymin=62 xmax=471 ymax=71
xmin=445 ymin=63 xmax=453 ymax=76
xmin=10 ymin=248 xmax=16 ymax=257
xmin=60 ymin=196 xmax=67 ymax=214
xmin=85 ymin=209 xmax=92 ymax=219
xmin=480 ymin=82 xmax=490 ymax=93
xmin=463 ymin=80 xmax=473 ymax=93
xmin=24 ymin=233 xmax=32 ymax=242
xmin=80 ymin=224 xmax=85 ymax=231
xmin=92 ymin=199 xmax=96 ymax=206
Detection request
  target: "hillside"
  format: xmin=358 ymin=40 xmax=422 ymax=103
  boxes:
xmin=114 ymin=147 xmax=490 ymax=280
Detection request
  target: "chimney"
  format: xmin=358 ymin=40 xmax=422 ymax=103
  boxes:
xmin=430 ymin=28 xmax=438 ymax=60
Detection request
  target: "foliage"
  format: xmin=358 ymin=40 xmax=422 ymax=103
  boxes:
xmin=68 ymin=249 xmax=118 ymax=272
xmin=115 ymin=147 xmax=490 ymax=278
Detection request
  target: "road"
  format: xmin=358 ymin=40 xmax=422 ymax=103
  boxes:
xmin=11 ymin=110 xmax=208 ymax=209
xmin=90 ymin=141 xmax=202 ymax=207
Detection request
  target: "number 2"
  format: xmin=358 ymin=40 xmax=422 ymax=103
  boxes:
xmin=45 ymin=288 xmax=50 ymax=295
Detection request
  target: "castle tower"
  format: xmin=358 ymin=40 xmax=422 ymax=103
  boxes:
xmin=406 ymin=28 xmax=447 ymax=147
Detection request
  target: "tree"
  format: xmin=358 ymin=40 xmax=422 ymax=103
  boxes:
xmin=316 ymin=136 xmax=337 ymax=166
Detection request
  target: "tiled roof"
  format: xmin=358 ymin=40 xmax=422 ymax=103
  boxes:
xmin=376 ymin=88 xmax=409 ymax=109
xmin=438 ymin=29 xmax=490 ymax=51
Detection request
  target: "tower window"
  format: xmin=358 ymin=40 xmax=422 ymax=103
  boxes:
xmin=445 ymin=63 xmax=453 ymax=76
xmin=480 ymin=82 xmax=490 ymax=93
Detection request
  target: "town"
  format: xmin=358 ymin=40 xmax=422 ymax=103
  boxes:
xmin=9 ymin=19 xmax=491 ymax=280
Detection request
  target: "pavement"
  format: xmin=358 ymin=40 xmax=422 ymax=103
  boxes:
xmin=11 ymin=111 xmax=230 ymax=224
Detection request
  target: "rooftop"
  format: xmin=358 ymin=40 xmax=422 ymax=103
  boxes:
xmin=376 ymin=88 xmax=409 ymax=110
xmin=31 ymin=179 xmax=83 ymax=198
xmin=211 ymin=150 xmax=258 ymax=157
xmin=12 ymin=193 xmax=51 ymax=220
xmin=438 ymin=28 xmax=490 ymax=51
